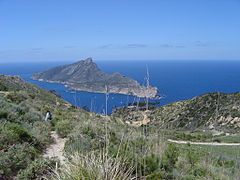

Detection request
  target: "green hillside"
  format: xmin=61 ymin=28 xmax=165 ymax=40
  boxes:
xmin=0 ymin=75 xmax=91 ymax=179
xmin=150 ymin=92 xmax=240 ymax=132
xmin=1 ymin=75 xmax=240 ymax=179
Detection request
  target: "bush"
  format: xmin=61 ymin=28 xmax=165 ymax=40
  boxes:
xmin=0 ymin=82 xmax=8 ymax=91
xmin=0 ymin=122 xmax=34 ymax=149
xmin=193 ymin=166 xmax=207 ymax=177
xmin=17 ymin=158 xmax=55 ymax=179
xmin=55 ymin=120 xmax=73 ymax=138
xmin=146 ymin=171 xmax=166 ymax=180
xmin=217 ymin=156 xmax=235 ymax=168
xmin=30 ymin=121 xmax=52 ymax=148
xmin=51 ymin=152 xmax=134 ymax=180
xmin=65 ymin=133 xmax=105 ymax=154
xmin=6 ymin=92 xmax=27 ymax=104
xmin=161 ymin=143 xmax=179 ymax=172
xmin=23 ymin=110 xmax=42 ymax=123
xmin=0 ymin=143 xmax=39 ymax=177
xmin=0 ymin=110 xmax=8 ymax=119
xmin=186 ymin=144 xmax=199 ymax=168
xmin=144 ymin=154 xmax=161 ymax=175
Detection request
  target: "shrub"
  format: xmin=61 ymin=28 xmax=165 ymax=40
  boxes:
xmin=193 ymin=166 xmax=207 ymax=177
xmin=23 ymin=109 xmax=42 ymax=123
xmin=0 ymin=122 xmax=34 ymax=149
xmin=17 ymin=158 xmax=55 ymax=179
xmin=146 ymin=171 xmax=166 ymax=180
xmin=30 ymin=121 xmax=52 ymax=148
xmin=55 ymin=120 xmax=73 ymax=138
xmin=161 ymin=143 xmax=179 ymax=173
xmin=0 ymin=82 xmax=8 ymax=91
xmin=186 ymin=144 xmax=199 ymax=168
xmin=51 ymin=152 xmax=134 ymax=180
xmin=217 ymin=156 xmax=235 ymax=168
xmin=0 ymin=110 xmax=8 ymax=119
xmin=64 ymin=121 xmax=108 ymax=154
xmin=65 ymin=133 xmax=105 ymax=154
xmin=6 ymin=92 xmax=27 ymax=104
xmin=0 ymin=143 xmax=39 ymax=177
xmin=144 ymin=154 xmax=161 ymax=175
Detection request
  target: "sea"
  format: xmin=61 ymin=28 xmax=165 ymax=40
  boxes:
xmin=1 ymin=60 xmax=240 ymax=114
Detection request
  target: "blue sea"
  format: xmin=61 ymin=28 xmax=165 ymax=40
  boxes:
xmin=1 ymin=60 xmax=240 ymax=114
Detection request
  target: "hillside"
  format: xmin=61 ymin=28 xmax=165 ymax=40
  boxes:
xmin=32 ymin=58 xmax=158 ymax=98
xmin=113 ymin=92 xmax=240 ymax=133
xmin=1 ymin=75 xmax=240 ymax=179
xmin=0 ymin=75 xmax=92 ymax=179
xmin=151 ymin=92 xmax=240 ymax=132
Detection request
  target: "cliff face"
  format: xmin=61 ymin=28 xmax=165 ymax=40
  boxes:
xmin=32 ymin=58 xmax=158 ymax=98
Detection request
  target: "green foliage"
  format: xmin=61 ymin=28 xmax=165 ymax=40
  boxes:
xmin=186 ymin=144 xmax=199 ymax=168
xmin=0 ymin=75 xmax=68 ymax=179
xmin=56 ymin=120 xmax=74 ymax=138
xmin=0 ymin=122 xmax=34 ymax=149
xmin=146 ymin=171 xmax=165 ymax=180
xmin=175 ymin=131 xmax=212 ymax=141
xmin=0 ymin=143 xmax=39 ymax=177
xmin=144 ymin=154 xmax=161 ymax=175
xmin=192 ymin=166 xmax=207 ymax=177
xmin=213 ymin=134 xmax=240 ymax=143
xmin=64 ymin=123 xmax=106 ymax=154
xmin=30 ymin=121 xmax=52 ymax=148
xmin=0 ymin=82 xmax=8 ymax=91
xmin=151 ymin=92 xmax=240 ymax=133
xmin=22 ymin=109 xmax=42 ymax=123
xmin=17 ymin=158 xmax=55 ymax=179
xmin=6 ymin=92 xmax=27 ymax=104
xmin=161 ymin=143 xmax=179 ymax=172
xmin=2 ymin=75 xmax=240 ymax=179
xmin=217 ymin=156 xmax=235 ymax=168
xmin=0 ymin=110 xmax=8 ymax=119
xmin=52 ymin=152 xmax=133 ymax=180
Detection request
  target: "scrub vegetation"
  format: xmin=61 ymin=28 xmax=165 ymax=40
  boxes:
xmin=1 ymin=75 xmax=240 ymax=179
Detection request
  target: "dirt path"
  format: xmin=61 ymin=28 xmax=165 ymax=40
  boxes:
xmin=168 ymin=139 xmax=240 ymax=146
xmin=43 ymin=131 xmax=66 ymax=164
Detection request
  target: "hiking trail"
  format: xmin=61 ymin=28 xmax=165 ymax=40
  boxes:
xmin=43 ymin=131 xmax=66 ymax=164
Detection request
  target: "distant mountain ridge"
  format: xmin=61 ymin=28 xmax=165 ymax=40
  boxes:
xmin=32 ymin=58 xmax=158 ymax=98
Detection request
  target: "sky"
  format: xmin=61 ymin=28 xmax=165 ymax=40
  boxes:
xmin=0 ymin=0 xmax=240 ymax=62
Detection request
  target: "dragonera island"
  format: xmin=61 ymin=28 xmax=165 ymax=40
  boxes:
xmin=32 ymin=58 xmax=158 ymax=98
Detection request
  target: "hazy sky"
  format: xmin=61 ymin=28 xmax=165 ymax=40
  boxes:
xmin=0 ymin=0 xmax=240 ymax=62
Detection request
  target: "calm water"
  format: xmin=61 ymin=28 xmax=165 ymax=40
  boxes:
xmin=1 ymin=60 xmax=240 ymax=114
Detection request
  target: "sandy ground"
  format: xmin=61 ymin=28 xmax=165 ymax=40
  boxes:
xmin=43 ymin=131 xmax=66 ymax=164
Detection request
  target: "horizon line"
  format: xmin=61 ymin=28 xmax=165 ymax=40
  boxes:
xmin=1 ymin=59 xmax=240 ymax=64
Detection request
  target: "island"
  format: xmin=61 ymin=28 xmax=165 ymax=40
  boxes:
xmin=32 ymin=58 xmax=158 ymax=98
